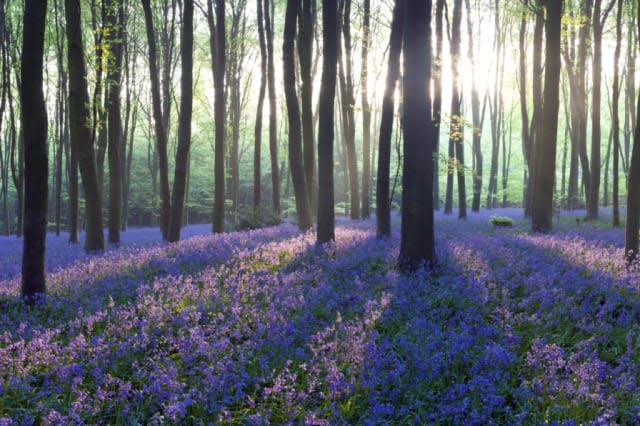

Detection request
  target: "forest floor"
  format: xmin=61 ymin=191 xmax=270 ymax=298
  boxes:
xmin=1 ymin=208 xmax=639 ymax=424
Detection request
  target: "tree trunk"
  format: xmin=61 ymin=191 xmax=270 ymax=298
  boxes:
xmin=284 ymin=0 xmax=312 ymax=230
xmin=317 ymin=0 xmax=338 ymax=243
xmin=612 ymin=0 xmax=622 ymax=226
xmin=265 ymin=0 xmax=280 ymax=217
xmin=254 ymin=0 xmax=267 ymax=210
xmin=65 ymin=0 xmax=104 ymax=252
xmin=400 ymin=0 xmax=435 ymax=269
xmin=141 ymin=0 xmax=171 ymax=239
xmin=451 ymin=0 xmax=466 ymax=219
xmin=21 ymin=0 xmax=48 ymax=303
xmin=466 ymin=0 xmax=483 ymax=213
xmin=208 ymin=0 xmax=226 ymax=233
xmin=625 ymin=92 xmax=640 ymax=262
xmin=531 ymin=0 xmax=562 ymax=232
xmin=106 ymin=0 xmax=124 ymax=244
xmin=360 ymin=0 xmax=371 ymax=218
xmin=167 ymin=0 xmax=193 ymax=242
xmin=376 ymin=0 xmax=403 ymax=238
xmin=299 ymin=0 xmax=316 ymax=214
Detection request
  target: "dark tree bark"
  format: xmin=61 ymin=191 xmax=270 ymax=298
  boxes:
xmin=624 ymin=3 xmax=637 ymax=171
xmin=265 ymin=0 xmax=280 ymax=217
xmin=317 ymin=0 xmax=338 ymax=243
xmin=106 ymin=0 xmax=124 ymax=244
xmin=208 ymin=0 xmax=226 ymax=233
xmin=450 ymin=0 xmax=465 ymax=219
xmin=432 ymin=0 xmax=444 ymax=210
xmin=518 ymin=2 xmax=531 ymax=209
xmin=337 ymin=0 xmax=360 ymax=220
xmin=65 ymin=0 xmax=104 ymax=252
xmin=625 ymin=97 xmax=640 ymax=262
xmin=21 ymin=0 xmax=48 ymax=303
xmin=531 ymin=0 xmax=562 ymax=232
xmin=141 ymin=0 xmax=171 ymax=239
xmin=254 ymin=0 xmax=268 ymax=210
xmin=376 ymin=0 xmax=403 ymax=238
xmin=361 ymin=0 xmax=371 ymax=218
xmin=167 ymin=0 xmax=193 ymax=242
xmin=612 ymin=0 xmax=622 ymax=226
xmin=299 ymin=0 xmax=316 ymax=214
xmin=399 ymin=0 xmax=435 ymax=268
xmin=284 ymin=0 xmax=312 ymax=230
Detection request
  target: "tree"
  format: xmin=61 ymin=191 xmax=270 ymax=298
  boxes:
xmin=531 ymin=0 xmax=562 ymax=232
xmin=624 ymin=1 xmax=640 ymax=262
xmin=167 ymin=0 xmax=194 ymax=242
xmin=611 ymin=0 xmax=622 ymax=226
xmin=265 ymin=0 xmax=280 ymax=217
xmin=254 ymin=0 xmax=268 ymax=210
xmin=450 ymin=0 xmax=466 ymax=219
xmin=207 ymin=0 xmax=226 ymax=233
xmin=65 ymin=0 xmax=104 ymax=252
xmin=105 ymin=0 xmax=124 ymax=244
xmin=399 ymin=0 xmax=435 ymax=268
xmin=21 ymin=0 xmax=48 ymax=303
xmin=317 ymin=0 xmax=338 ymax=243
xmin=283 ymin=0 xmax=312 ymax=231
xmin=376 ymin=0 xmax=403 ymax=238
xmin=361 ymin=0 xmax=371 ymax=218
xmin=433 ymin=0 xmax=444 ymax=210
xmin=299 ymin=0 xmax=316 ymax=213
xmin=141 ymin=0 xmax=171 ymax=239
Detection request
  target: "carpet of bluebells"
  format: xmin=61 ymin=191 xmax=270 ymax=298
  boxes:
xmin=1 ymin=209 xmax=640 ymax=424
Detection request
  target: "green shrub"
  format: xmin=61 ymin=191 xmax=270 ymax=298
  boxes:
xmin=489 ymin=215 xmax=513 ymax=228
xmin=236 ymin=206 xmax=282 ymax=230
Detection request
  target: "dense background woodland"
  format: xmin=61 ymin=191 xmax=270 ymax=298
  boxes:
xmin=3 ymin=0 xmax=640 ymax=423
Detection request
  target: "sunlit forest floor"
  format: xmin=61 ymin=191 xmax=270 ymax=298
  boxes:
xmin=1 ymin=208 xmax=639 ymax=424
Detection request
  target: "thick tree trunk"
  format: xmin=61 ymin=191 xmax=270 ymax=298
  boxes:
xmin=21 ymin=0 xmax=48 ymax=303
xmin=106 ymin=0 xmax=124 ymax=244
xmin=625 ymin=91 xmax=640 ymax=262
xmin=400 ymin=0 xmax=435 ymax=269
xmin=376 ymin=0 xmax=403 ymax=238
xmin=167 ymin=0 xmax=193 ymax=242
xmin=65 ymin=0 xmax=104 ymax=252
xmin=317 ymin=0 xmax=338 ymax=243
xmin=531 ymin=0 xmax=562 ymax=232
xmin=284 ymin=0 xmax=312 ymax=230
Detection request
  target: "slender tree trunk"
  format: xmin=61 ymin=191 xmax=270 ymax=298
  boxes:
xmin=141 ymin=0 xmax=171 ymax=239
xmin=531 ymin=0 xmax=562 ymax=232
xmin=167 ymin=0 xmax=193 ymax=242
xmin=376 ymin=0 xmax=403 ymax=238
xmin=284 ymin=0 xmax=312 ymax=230
xmin=466 ymin=0 xmax=483 ymax=212
xmin=588 ymin=0 xmax=604 ymax=220
xmin=400 ymin=0 xmax=435 ymax=269
xmin=21 ymin=0 xmax=48 ymax=303
xmin=612 ymin=0 xmax=622 ymax=226
xmin=265 ymin=0 xmax=280 ymax=217
xmin=360 ymin=0 xmax=371 ymax=218
xmin=451 ymin=0 xmax=465 ymax=219
xmin=65 ymin=0 xmax=104 ymax=252
xmin=254 ymin=0 xmax=267 ymax=210
xmin=106 ymin=0 xmax=123 ymax=244
xmin=317 ymin=0 xmax=337 ymax=243
xmin=299 ymin=0 xmax=316 ymax=214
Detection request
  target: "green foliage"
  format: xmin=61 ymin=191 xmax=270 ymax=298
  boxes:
xmin=489 ymin=215 xmax=514 ymax=227
xmin=236 ymin=206 xmax=281 ymax=230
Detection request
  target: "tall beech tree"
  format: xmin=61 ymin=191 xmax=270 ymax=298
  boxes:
xmin=611 ymin=0 xmax=622 ymax=226
xmin=66 ymin=0 xmax=104 ymax=252
xmin=317 ymin=0 xmax=338 ymax=243
xmin=376 ymin=0 xmax=403 ymax=238
xmin=400 ymin=0 xmax=435 ymax=268
xmin=21 ymin=0 xmax=48 ymax=303
xmin=624 ymin=0 xmax=640 ymax=262
xmin=141 ymin=0 xmax=171 ymax=239
xmin=283 ymin=0 xmax=312 ymax=230
xmin=167 ymin=0 xmax=194 ymax=242
xmin=299 ymin=0 xmax=316 ymax=213
xmin=254 ymin=0 xmax=268 ymax=210
xmin=361 ymin=0 xmax=371 ymax=218
xmin=105 ymin=0 xmax=124 ymax=244
xmin=265 ymin=0 xmax=280 ymax=217
xmin=450 ymin=0 xmax=465 ymax=219
xmin=531 ymin=0 xmax=562 ymax=232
